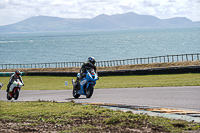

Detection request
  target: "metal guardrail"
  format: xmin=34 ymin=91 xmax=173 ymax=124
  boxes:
xmin=0 ymin=62 xmax=83 ymax=69
xmin=97 ymin=53 xmax=200 ymax=67
xmin=0 ymin=53 xmax=199 ymax=69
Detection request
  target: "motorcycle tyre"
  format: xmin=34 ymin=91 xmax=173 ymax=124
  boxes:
xmin=14 ymin=89 xmax=19 ymax=100
xmin=7 ymin=92 xmax=12 ymax=100
xmin=86 ymin=84 xmax=94 ymax=98
xmin=73 ymin=87 xmax=80 ymax=99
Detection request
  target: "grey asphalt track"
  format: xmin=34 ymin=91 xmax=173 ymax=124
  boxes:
xmin=0 ymin=86 xmax=200 ymax=111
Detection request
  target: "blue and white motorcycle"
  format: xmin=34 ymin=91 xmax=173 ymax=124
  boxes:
xmin=72 ymin=68 xmax=99 ymax=98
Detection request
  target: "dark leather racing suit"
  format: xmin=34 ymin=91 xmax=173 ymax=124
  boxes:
xmin=75 ymin=62 xmax=97 ymax=86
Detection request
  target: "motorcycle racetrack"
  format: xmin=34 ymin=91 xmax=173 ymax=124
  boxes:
xmin=0 ymin=86 xmax=200 ymax=111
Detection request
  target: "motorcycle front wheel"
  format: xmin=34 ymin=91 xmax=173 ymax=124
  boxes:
xmin=7 ymin=92 xmax=12 ymax=100
xmin=14 ymin=89 xmax=19 ymax=100
xmin=86 ymin=84 xmax=94 ymax=98
xmin=73 ymin=87 xmax=80 ymax=99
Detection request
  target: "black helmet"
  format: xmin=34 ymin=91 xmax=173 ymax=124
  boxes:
xmin=88 ymin=57 xmax=96 ymax=65
xmin=15 ymin=70 xmax=20 ymax=76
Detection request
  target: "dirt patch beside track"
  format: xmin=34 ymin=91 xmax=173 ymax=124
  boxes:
xmin=0 ymin=116 xmax=167 ymax=133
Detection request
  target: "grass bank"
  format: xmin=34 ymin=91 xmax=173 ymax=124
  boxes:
xmin=1 ymin=60 xmax=200 ymax=73
xmin=1 ymin=101 xmax=200 ymax=132
xmin=0 ymin=73 xmax=200 ymax=90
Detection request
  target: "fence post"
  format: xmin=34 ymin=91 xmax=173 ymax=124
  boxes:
xmin=177 ymin=55 xmax=178 ymax=62
xmin=163 ymin=56 xmax=165 ymax=63
xmin=167 ymin=55 xmax=169 ymax=62
xmin=186 ymin=54 xmax=188 ymax=61
xmin=192 ymin=54 xmax=194 ymax=61
xmin=181 ymin=54 xmax=183 ymax=61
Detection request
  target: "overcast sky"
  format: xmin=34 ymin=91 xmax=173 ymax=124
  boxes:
xmin=0 ymin=0 xmax=200 ymax=26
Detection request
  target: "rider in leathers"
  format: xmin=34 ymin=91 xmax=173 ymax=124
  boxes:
xmin=75 ymin=57 xmax=97 ymax=86
xmin=6 ymin=70 xmax=24 ymax=92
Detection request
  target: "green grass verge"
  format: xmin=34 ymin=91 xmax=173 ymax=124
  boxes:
xmin=1 ymin=101 xmax=199 ymax=132
xmin=0 ymin=73 xmax=200 ymax=90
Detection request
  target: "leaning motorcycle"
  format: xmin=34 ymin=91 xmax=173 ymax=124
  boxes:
xmin=72 ymin=68 xmax=99 ymax=98
xmin=7 ymin=79 xmax=23 ymax=100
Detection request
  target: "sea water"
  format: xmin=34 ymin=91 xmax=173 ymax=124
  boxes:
xmin=0 ymin=27 xmax=200 ymax=64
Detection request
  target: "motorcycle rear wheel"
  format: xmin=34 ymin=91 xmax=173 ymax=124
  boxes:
xmin=86 ymin=84 xmax=94 ymax=98
xmin=14 ymin=89 xmax=19 ymax=100
xmin=7 ymin=92 xmax=12 ymax=100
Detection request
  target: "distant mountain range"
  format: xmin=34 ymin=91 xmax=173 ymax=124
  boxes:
xmin=0 ymin=12 xmax=200 ymax=33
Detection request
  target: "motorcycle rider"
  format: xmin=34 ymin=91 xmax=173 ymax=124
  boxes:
xmin=6 ymin=70 xmax=24 ymax=92
xmin=74 ymin=57 xmax=97 ymax=87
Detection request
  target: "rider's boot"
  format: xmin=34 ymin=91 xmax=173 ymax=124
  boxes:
xmin=75 ymin=74 xmax=82 ymax=87
xmin=6 ymin=84 xmax=10 ymax=92
xmin=74 ymin=79 xmax=79 ymax=88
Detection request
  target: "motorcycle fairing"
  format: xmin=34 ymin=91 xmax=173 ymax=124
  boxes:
xmin=77 ymin=70 xmax=97 ymax=95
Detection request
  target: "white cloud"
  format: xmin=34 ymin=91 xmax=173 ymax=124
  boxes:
xmin=0 ymin=0 xmax=199 ymax=26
